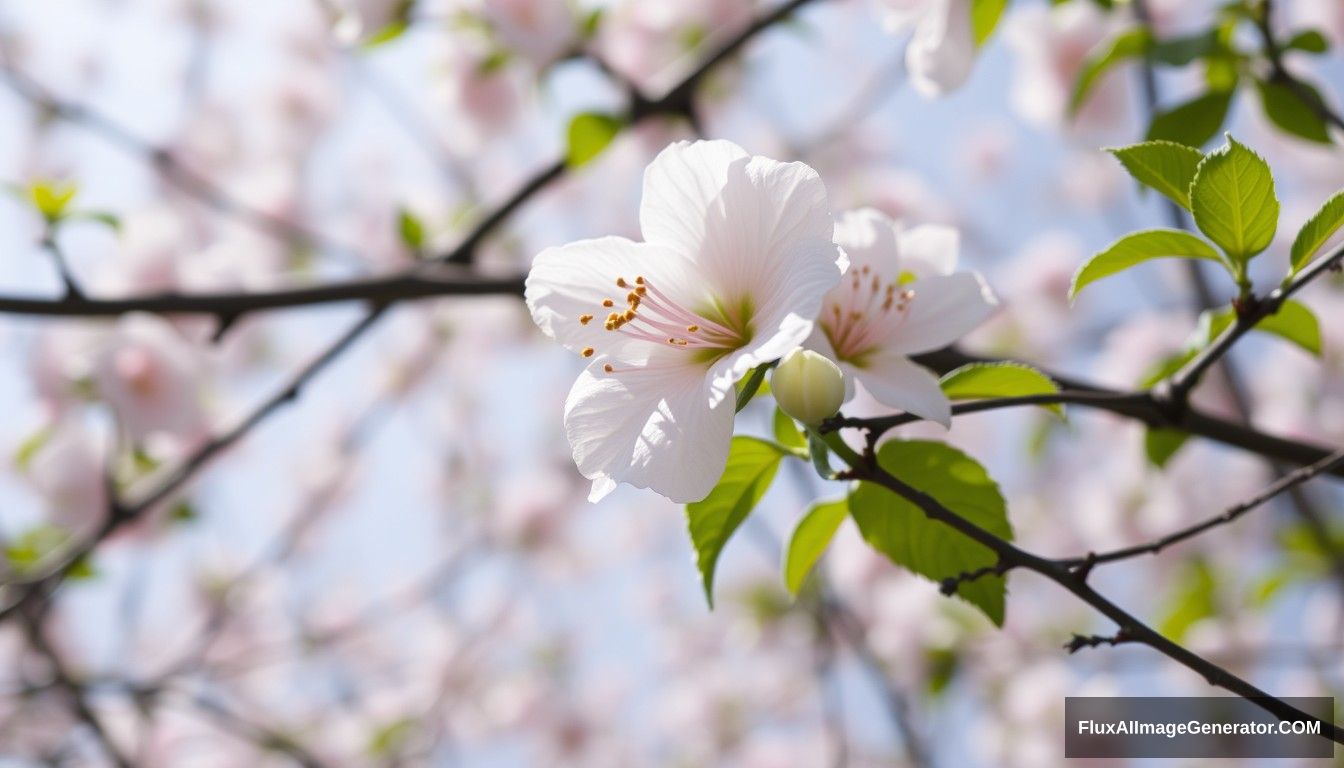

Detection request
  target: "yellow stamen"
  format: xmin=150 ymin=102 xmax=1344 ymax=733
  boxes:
xmin=581 ymin=347 xmax=595 ymax=358
xmin=579 ymin=314 xmax=593 ymax=325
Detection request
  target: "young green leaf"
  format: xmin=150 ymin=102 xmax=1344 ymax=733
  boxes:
xmin=772 ymin=407 xmax=806 ymax=451
xmin=1289 ymin=190 xmax=1344 ymax=274
xmin=783 ymin=499 xmax=848 ymax=595
xmin=970 ymin=0 xmax=1009 ymax=47
xmin=397 ymin=208 xmax=425 ymax=251
xmin=1190 ymin=135 xmax=1280 ymax=265
xmin=939 ymin=362 xmax=1063 ymax=417
xmin=1145 ymin=90 xmax=1234 ymax=148
xmin=28 ymin=180 xmax=78 ymax=222
xmin=1070 ymin=27 xmax=1150 ymax=116
xmin=1144 ymin=427 xmax=1189 ymax=468
xmin=1250 ymin=299 xmax=1322 ymax=356
xmin=1284 ymin=29 xmax=1330 ymax=54
xmin=1159 ymin=558 xmax=1218 ymax=642
xmin=1255 ymin=79 xmax=1331 ymax=145
xmin=566 ymin=112 xmax=624 ymax=168
xmin=1069 ymin=229 xmax=1225 ymax=301
xmin=1150 ymin=30 xmax=1219 ymax=66
xmin=848 ymin=440 xmax=1013 ymax=626
xmin=1106 ymin=141 xmax=1204 ymax=210
xmin=685 ymin=437 xmax=789 ymax=607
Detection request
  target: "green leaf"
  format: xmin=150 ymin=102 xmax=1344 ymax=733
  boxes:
xmin=1069 ymin=229 xmax=1225 ymax=301
xmin=970 ymin=0 xmax=1009 ymax=47
xmin=1190 ymin=135 xmax=1280 ymax=265
xmin=1284 ymin=29 xmax=1330 ymax=54
xmin=938 ymin=362 xmax=1063 ymax=417
xmin=1144 ymin=427 xmax=1189 ymax=468
xmin=735 ymin=363 xmax=771 ymax=412
xmin=396 ymin=208 xmax=425 ymax=251
xmin=1139 ymin=349 xmax=1197 ymax=389
xmin=366 ymin=718 xmax=415 ymax=758
xmin=361 ymin=0 xmax=415 ymax=49
xmin=14 ymin=426 xmax=53 ymax=471
xmin=1159 ymin=558 xmax=1218 ymax=642
xmin=848 ymin=440 xmax=1013 ymax=625
xmin=1150 ymin=31 xmax=1219 ymax=66
xmin=565 ymin=112 xmax=624 ymax=168
xmin=1106 ymin=140 xmax=1205 ymax=210
xmin=783 ymin=499 xmax=848 ymax=595
xmin=686 ymin=437 xmax=788 ymax=607
xmin=1289 ymin=190 xmax=1344 ymax=274
xmin=28 ymin=180 xmax=78 ymax=222
xmin=1251 ymin=299 xmax=1322 ymax=356
xmin=1071 ymin=27 xmax=1150 ymax=116
xmin=1146 ymin=90 xmax=1234 ymax=148
xmin=362 ymin=20 xmax=409 ymax=48
xmin=773 ymin=408 xmax=806 ymax=451
xmin=5 ymin=525 xmax=94 ymax=580
xmin=68 ymin=210 xmax=121 ymax=231
xmin=1255 ymin=79 xmax=1331 ymax=145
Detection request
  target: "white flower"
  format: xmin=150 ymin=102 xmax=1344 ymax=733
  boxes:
xmin=808 ymin=208 xmax=996 ymax=426
xmin=526 ymin=140 xmax=845 ymax=503
xmin=873 ymin=0 xmax=976 ymax=97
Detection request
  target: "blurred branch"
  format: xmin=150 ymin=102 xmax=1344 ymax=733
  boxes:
xmin=1253 ymin=0 xmax=1344 ymax=132
xmin=0 ymin=64 xmax=352 ymax=257
xmin=19 ymin=611 xmax=135 ymax=768
xmin=0 ymin=0 xmax=830 ymax=627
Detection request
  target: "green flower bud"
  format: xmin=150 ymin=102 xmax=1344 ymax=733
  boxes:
xmin=771 ymin=348 xmax=846 ymax=425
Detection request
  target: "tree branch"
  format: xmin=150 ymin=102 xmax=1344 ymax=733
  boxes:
xmin=848 ymin=459 xmax=1344 ymax=744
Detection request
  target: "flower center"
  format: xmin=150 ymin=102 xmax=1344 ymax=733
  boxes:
xmin=821 ymin=264 xmax=913 ymax=365
xmin=578 ymin=275 xmax=754 ymax=374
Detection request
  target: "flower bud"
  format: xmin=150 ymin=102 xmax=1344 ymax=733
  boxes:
xmin=771 ymin=348 xmax=846 ymax=425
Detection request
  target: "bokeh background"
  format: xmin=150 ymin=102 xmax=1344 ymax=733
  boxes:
xmin=0 ymin=0 xmax=1342 ymax=765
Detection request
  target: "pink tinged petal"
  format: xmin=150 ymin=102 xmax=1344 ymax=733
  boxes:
xmin=639 ymin=139 xmax=750 ymax=259
xmin=833 ymin=208 xmax=903 ymax=277
xmin=524 ymin=236 xmax=697 ymax=361
xmin=907 ymin=0 xmax=976 ymax=98
xmin=564 ymin=357 xmax=734 ymax=504
xmin=887 ymin=272 xmax=998 ymax=354
xmin=896 ymin=224 xmax=960 ymax=277
xmin=854 ymin=353 xmax=952 ymax=426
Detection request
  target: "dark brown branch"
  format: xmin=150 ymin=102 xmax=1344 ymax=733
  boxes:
xmin=1168 ymin=241 xmax=1344 ymax=404
xmin=851 ymin=460 xmax=1344 ymax=744
xmin=1063 ymin=448 xmax=1344 ymax=568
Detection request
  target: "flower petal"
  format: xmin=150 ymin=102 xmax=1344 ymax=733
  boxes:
xmin=525 ymin=236 xmax=697 ymax=360
xmin=888 ymin=272 xmax=998 ymax=354
xmin=906 ymin=0 xmax=976 ymax=98
xmin=639 ymin=139 xmax=750 ymax=260
xmin=564 ymin=355 xmax=734 ymax=504
xmin=704 ymin=233 xmax=844 ymax=405
xmin=896 ymin=224 xmax=959 ymax=277
xmin=834 ymin=208 xmax=903 ymax=276
xmin=854 ymin=353 xmax=951 ymax=426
